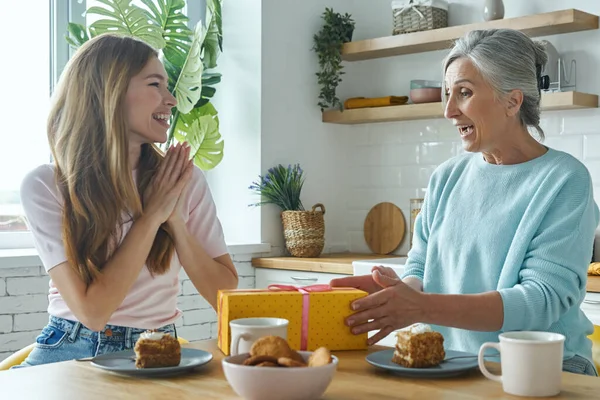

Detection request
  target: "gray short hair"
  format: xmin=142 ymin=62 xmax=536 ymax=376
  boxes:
xmin=442 ymin=29 xmax=548 ymax=141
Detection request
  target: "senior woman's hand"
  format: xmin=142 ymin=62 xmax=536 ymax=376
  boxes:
xmin=330 ymin=268 xmax=425 ymax=345
xmin=329 ymin=265 xmax=400 ymax=294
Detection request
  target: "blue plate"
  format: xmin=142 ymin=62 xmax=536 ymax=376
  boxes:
xmin=366 ymin=349 xmax=479 ymax=378
xmin=91 ymin=348 xmax=213 ymax=377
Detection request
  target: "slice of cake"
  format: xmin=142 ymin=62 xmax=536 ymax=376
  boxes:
xmin=134 ymin=330 xmax=181 ymax=368
xmin=391 ymin=323 xmax=445 ymax=368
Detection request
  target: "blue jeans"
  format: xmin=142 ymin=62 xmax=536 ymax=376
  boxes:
xmin=563 ymin=354 xmax=598 ymax=377
xmin=11 ymin=316 xmax=177 ymax=368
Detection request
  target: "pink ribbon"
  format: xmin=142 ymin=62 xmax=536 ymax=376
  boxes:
xmin=267 ymin=284 xmax=332 ymax=350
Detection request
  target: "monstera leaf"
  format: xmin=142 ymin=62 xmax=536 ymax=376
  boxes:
xmin=87 ymin=0 xmax=166 ymax=49
xmin=189 ymin=72 xmax=220 ymax=108
xmin=141 ymin=0 xmax=192 ymax=67
xmin=174 ymin=105 xmax=223 ymax=170
xmin=202 ymin=72 xmax=222 ymax=86
xmin=65 ymin=23 xmax=90 ymax=48
xmin=206 ymin=0 xmax=223 ymax=50
xmin=172 ymin=22 xmax=204 ymax=114
xmin=202 ymin=0 xmax=222 ymax=69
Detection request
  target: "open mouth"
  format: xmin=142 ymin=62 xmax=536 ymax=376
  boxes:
xmin=153 ymin=113 xmax=171 ymax=128
xmin=458 ymin=125 xmax=474 ymax=138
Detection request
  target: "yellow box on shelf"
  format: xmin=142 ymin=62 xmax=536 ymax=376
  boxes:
xmin=217 ymin=285 xmax=368 ymax=355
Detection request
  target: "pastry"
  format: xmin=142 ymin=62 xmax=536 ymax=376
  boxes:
xmin=391 ymin=323 xmax=445 ymax=368
xmin=243 ymin=355 xmax=279 ymax=366
xmin=250 ymin=335 xmax=296 ymax=359
xmin=278 ymin=357 xmax=307 ymax=367
xmin=242 ymin=335 xmax=334 ymax=368
xmin=588 ymin=262 xmax=600 ymax=276
xmin=134 ymin=330 xmax=181 ymax=368
xmin=308 ymin=347 xmax=332 ymax=367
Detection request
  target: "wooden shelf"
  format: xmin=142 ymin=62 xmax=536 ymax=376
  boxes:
xmin=251 ymin=253 xmax=403 ymax=275
xmin=342 ymin=9 xmax=599 ymax=61
xmin=322 ymin=91 xmax=598 ymax=125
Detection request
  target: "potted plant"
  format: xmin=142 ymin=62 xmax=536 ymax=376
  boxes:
xmin=312 ymin=7 xmax=356 ymax=111
xmin=249 ymin=164 xmax=325 ymax=258
xmin=64 ymin=0 xmax=225 ymax=170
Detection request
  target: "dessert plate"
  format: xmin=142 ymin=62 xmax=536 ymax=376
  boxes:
xmin=91 ymin=348 xmax=213 ymax=377
xmin=366 ymin=349 xmax=479 ymax=378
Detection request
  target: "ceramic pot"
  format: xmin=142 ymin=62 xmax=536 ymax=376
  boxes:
xmin=483 ymin=0 xmax=505 ymax=21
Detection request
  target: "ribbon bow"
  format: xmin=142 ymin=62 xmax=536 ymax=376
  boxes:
xmin=267 ymin=284 xmax=332 ymax=293
xmin=267 ymin=284 xmax=332 ymax=350
xmin=394 ymin=0 xmax=427 ymax=19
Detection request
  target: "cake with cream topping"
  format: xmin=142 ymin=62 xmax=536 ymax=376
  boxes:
xmin=134 ymin=330 xmax=181 ymax=368
xmin=391 ymin=323 xmax=445 ymax=368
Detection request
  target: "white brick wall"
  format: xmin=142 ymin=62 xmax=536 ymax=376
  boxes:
xmin=345 ymin=109 xmax=600 ymax=256
xmin=0 ymin=315 xmax=12 ymax=334
xmin=0 ymin=252 xmax=260 ymax=362
xmin=0 ymin=267 xmax=42 ymax=278
xmin=14 ymin=313 xmax=49 ymax=332
xmin=6 ymin=276 xmax=50 ymax=295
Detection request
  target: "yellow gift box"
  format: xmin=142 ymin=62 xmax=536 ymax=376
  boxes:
xmin=217 ymin=285 xmax=368 ymax=355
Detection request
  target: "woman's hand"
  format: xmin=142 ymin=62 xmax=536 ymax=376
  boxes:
xmin=333 ymin=268 xmax=425 ymax=345
xmin=329 ymin=265 xmax=400 ymax=294
xmin=143 ymin=142 xmax=193 ymax=225
xmin=166 ymin=144 xmax=194 ymax=228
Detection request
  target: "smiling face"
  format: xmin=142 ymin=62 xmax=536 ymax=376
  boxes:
xmin=125 ymin=57 xmax=177 ymax=146
xmin=444 ymin=57 xmax=516 ymax=154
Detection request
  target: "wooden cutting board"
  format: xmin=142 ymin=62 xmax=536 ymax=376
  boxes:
xmin=364 ymin=202 xmax=406 ymax=255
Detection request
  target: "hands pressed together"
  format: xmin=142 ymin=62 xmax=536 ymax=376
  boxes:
xmin=143 ymin=142 xmax=193 ymax=227
xmin=330 ymin=266 xmax=426 ymax=345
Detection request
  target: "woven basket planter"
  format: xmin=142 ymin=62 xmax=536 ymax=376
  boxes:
xmin=392 ymin=0 xmax=448 ymax=35
xmin=281 ymin=203 xmax=325 ymax=258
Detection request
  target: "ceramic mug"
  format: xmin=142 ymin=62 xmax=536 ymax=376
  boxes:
xmin=478 ymin=331 xmax=565 ymax=397
xmin=229 ymin=317 xmax=289 ymax=356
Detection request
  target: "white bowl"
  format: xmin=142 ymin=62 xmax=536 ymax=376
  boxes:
xmin=222 ymin=351 xmax=338 ymax=400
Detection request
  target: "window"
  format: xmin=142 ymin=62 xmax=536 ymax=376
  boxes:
xmin=0 ymin=1 xmax=258 ymax=249
xmin=0 ymin=2 xmax=52 ymax=248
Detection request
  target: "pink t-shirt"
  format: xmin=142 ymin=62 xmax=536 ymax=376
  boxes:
xmin=20 ymin=164 xmax=228 ymax=329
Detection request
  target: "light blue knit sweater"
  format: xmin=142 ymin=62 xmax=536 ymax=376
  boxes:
xmin=402 ymin=148 xmax=599 ymax=361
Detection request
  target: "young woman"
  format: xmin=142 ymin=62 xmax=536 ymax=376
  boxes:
xmin=16 ymin=33 xmax=238 ymax=367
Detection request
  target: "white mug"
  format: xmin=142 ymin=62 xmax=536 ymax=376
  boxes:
xmin=478 ymin=331 xmax=565 ymax=397
xmin=229 ymin=317 xmax=289 ymax=356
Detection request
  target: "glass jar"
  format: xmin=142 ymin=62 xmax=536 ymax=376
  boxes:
xmin=410 ymin=198 xmax=424 ymax=249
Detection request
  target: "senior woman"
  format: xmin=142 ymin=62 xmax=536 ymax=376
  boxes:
xmin=331 ymin=28 xmax=600 ymax=376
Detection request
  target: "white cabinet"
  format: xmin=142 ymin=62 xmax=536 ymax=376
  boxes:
xmin=255 ymin=268 xmax=349 ymax=289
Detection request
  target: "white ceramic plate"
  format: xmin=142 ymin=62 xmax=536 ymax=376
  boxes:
xmin=91 ymin=348 xmax=213 ymax=377
xmin=366 ymin=349 xmax=479 ymax=378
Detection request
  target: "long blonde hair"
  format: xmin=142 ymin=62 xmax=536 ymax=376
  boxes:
xmin=48 ymin=34 xmax=174 ymax=286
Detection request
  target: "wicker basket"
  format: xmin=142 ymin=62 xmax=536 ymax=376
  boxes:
xmin=392 ymin=0 xmax=448 ymax=35
xmin=281 ymin=203 xmax=325 ymax=258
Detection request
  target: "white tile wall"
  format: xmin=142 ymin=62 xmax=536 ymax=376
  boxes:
xmin=260 ymin=0 xmax=600 ymax=254
xmin=345 ymin=109 xmax=600 ymax=256
xmin=0 ymin=251 xmax=262 ymax=363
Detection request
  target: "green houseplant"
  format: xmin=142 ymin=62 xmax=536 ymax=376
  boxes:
xmin=65 ymin=0 xmax=225 ymax=170
xmin=312 ymin=7 xmax=355 ymax=112
xmin=249 ymin=165 xmax=325 ymax=258
xmin=248 ymin=164 xmax=306 ymax=211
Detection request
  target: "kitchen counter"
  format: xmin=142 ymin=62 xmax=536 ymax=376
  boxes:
xmin=251 ymin=253 xmax=403 ymax=275
xmin=2 ymin=339 xmax=598 ymax=399
xmin=588 ymin=276 xmax=600 ymax=293
xmin=252 ymin=254 xmax=600 ymax=293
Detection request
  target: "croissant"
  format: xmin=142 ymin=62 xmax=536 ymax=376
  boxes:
xmin=588 ymin=262 xmax=600 ymax=276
